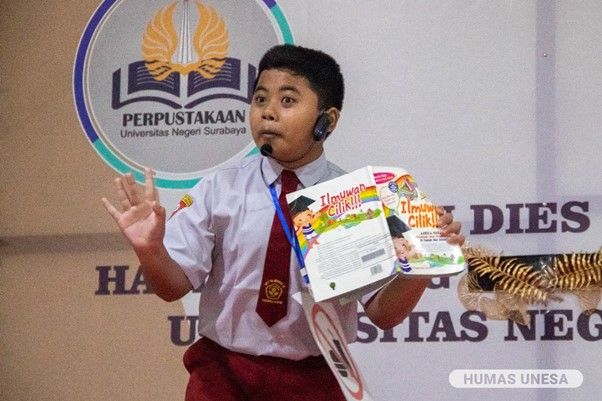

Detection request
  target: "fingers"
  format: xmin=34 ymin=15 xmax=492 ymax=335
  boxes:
xmin=445 ymin=232 xmax=466 ymax=246
xmin=101 ymin=197 xmax=121 ymax=221
xmin=114 ymin=176 xmax=132 ymax=210
xmin=144 ymin=167 xmax=159 ymax=203
xmin=124 ymin=173 xmax=142 ymax=205
xmin=441 ymin=220 xmax=461 ymax=233
xmin=151 ymin=200 xmax=166 ymax=222
xmin=113 ymin=170 xmax=156 ymax=211
xmin=435 ymin=207 xmax=466 ymax=246
xmin=435 ymin=205 xmax=456 ymax=232
xmin=441 ymin=221 xmax=466 ymax=246
xmin=436 ymin=209 xmax=454 ymax=228
xmin=440 ymin=218 xmax=462 ymax=241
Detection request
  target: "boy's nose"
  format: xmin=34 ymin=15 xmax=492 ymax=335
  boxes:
xmin=262 ymin=112 xmax=275 ymax=121
xmin=261 ymin=102 xmax=277 ymax=121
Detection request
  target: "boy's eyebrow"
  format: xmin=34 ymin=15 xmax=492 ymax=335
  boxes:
xmin=253 ymin=84 xmax=301 ymax=94
xmin=278 ymin=85 xmax=301 ymax=94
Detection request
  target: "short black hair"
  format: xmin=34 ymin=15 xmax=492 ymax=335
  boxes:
xmin=255 ymin=44 xmax=344 ymax=111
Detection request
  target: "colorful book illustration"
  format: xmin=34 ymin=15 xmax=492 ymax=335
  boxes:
xmin=286 ymin=166 xmax=465 ymax=302
xmin=372 ymin=166 xmax=465 ymax=278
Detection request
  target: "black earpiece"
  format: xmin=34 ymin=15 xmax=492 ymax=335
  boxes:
xmin=312 ymin=112 xmax=331 ymax=142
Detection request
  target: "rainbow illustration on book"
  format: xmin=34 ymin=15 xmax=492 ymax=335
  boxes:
xmin=290 ymin=185 xmax=381 ymax=257
xmin=393 ymin=174 xmax=417 ymax=198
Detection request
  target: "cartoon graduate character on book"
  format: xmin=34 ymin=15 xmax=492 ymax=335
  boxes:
xmin=386 ymin=215 xmax=421 ymax=273
xmin=289 ymin=195 xmax=320 ymax=250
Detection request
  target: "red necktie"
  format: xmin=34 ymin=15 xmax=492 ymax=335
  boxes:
xmin=256 ymin=170 xmax=300 ymax=327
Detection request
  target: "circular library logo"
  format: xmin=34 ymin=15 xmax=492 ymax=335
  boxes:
xmin=74 ymin=0 xmax=293 ymax=188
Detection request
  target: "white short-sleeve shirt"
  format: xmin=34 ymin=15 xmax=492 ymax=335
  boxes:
xmin=164 ymin=152 xmax=359 ymax=360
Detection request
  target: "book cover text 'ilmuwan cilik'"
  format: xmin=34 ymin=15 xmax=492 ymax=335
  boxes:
xmin=286 ymin=167 xmax=397 ymax=302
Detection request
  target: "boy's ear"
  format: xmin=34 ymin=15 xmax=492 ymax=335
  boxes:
xmin=324 ymin=107 xmax=341 ymax=135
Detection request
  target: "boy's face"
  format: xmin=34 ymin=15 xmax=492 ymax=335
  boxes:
xmin=250 ymin=69 xmax=323 ymax=169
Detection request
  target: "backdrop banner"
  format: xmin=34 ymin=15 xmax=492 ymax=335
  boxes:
xmin=76 ymin=2 xmax=601 ymax=401
xmin=3 ymin=1 xmax=599 ymax=401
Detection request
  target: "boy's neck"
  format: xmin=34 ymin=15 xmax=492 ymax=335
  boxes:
xmin=264 ymin=149 xmax=325 ymax=179
xmin=278 ymin=147 xmax=324 ymax=170
xmin=261 ymin=142 xmax=324 ymax=170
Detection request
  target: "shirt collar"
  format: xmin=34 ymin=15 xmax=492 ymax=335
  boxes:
xmin=260 ymin=152 xmax=328 ymax=189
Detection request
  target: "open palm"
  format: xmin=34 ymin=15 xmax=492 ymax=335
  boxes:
xmin=102 ymin=168 xmax=166 ymax=251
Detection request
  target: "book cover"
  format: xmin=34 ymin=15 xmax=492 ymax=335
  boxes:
xmin=286 ymin=166 xmax=466 ymax=301
xmin=372 ymin=166 xmax=466 ymax=278
xmin=286 ymin=166 xmax=398 ymax=302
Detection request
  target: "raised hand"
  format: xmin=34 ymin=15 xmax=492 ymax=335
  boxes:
xmin=101 ymin=167 xmax=166 ymax=252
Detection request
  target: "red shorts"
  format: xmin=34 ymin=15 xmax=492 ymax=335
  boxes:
xmin=183 ymin=337 xmax=346 ymax=401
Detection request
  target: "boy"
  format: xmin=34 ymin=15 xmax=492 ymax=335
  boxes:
xmin=102 ymin=44 xmax=465 ymax=401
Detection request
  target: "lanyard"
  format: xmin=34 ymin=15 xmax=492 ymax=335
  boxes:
xmin=269 ymin=183 xmax=310 ymax=285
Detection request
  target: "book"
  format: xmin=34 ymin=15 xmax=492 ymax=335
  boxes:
xmin=286 ymin=166 xmax=465 ymax=302
xmin=372 ymin=166 xmax=466 ymax=278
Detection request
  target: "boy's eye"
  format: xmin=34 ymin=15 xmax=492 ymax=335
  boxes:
xmin=282 ymin=96 xmax=296 ymax=105
xmin=253 ymin=95 xmax=265 ymax=103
